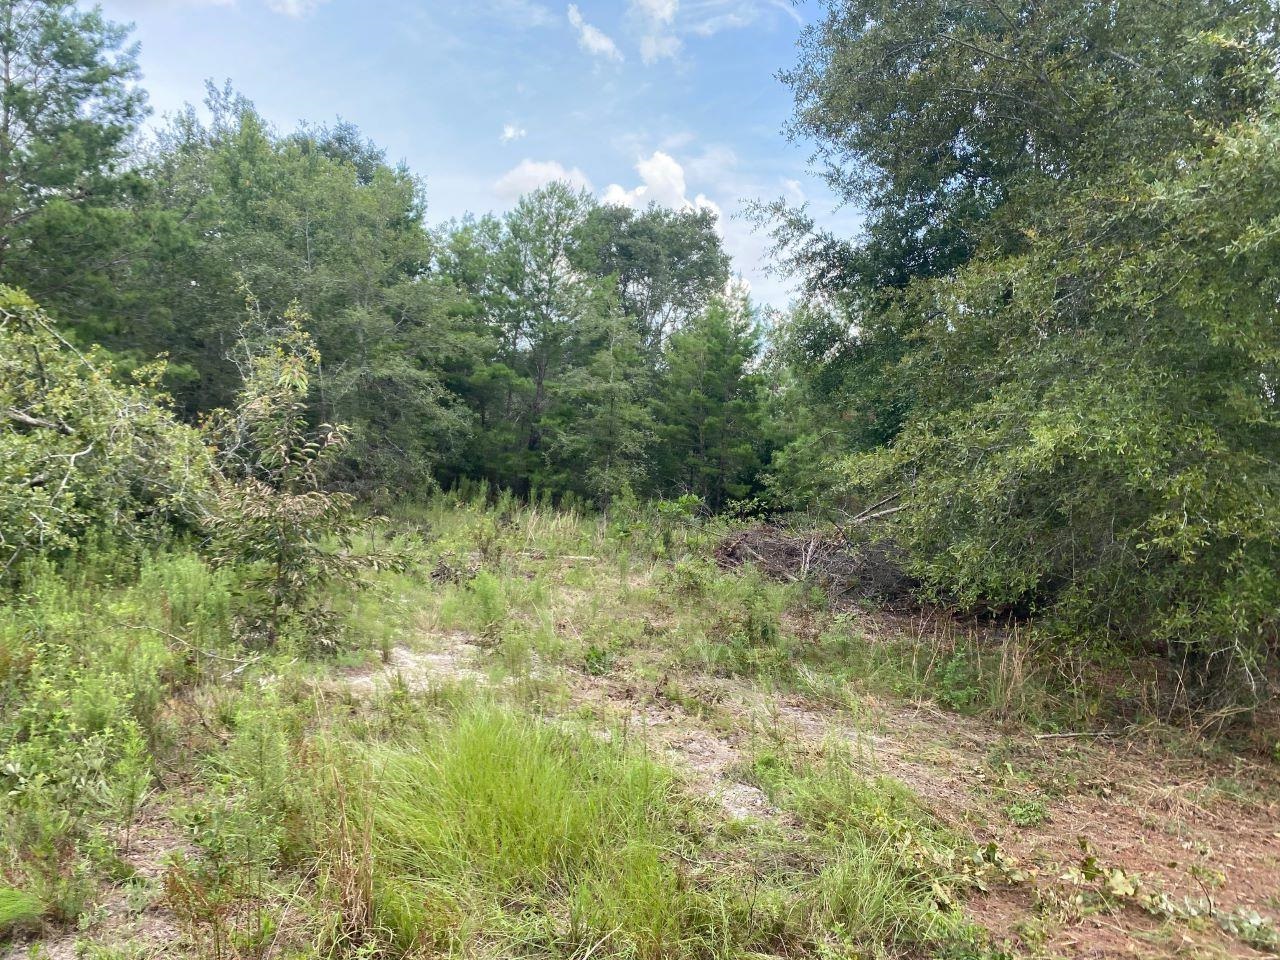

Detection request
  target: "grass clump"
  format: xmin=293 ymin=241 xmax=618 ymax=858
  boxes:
xmin=0 ymin=886 xmax=41 ymax=936
xmin=746 ymin=748 xmax=988 ymax=957
xmin=320 ymin=703 xmax=730 ymax=959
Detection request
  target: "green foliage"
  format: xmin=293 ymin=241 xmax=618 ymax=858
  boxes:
xmin=781 ymin=0 xmax=1277 ymax=293
xmin=439 ymin=570 xmax=510 ymax=638
xmin=0 ymin=1 xmax=147 ymax=319
xmin=571 ymin=202 xmax=731 ymax=350
xmin=0 ymin=287 xmax=211 ymax=578
xmin=748 ymin=747 xmax=980 ymax=954
xmin=0 ymin=886 xmax=41 ymax=935
xmin=206 ymin=295 xmax=400 ymax=645
xmin=846 ymin=113 xmax=1280 ymax=706
xmin=0 ymin=549 xmax=236 ymax=922
xmin=0 ymin=5 xmax=755 ymax=511
xmin=321 ymin=704 xmax=720 ymax=958
xmin=437 ymin=183 xmax=646 ymax=500
xmin=543 ymin=310 xmax=654 ymax=504
xmin=771 ymin=0 xmax=1280 ymax=709
xmin=652 ymin=293 xmax=768 ymax=509
xmin=126 ymin=88 xmax=474 ymax=494
xmin=1004 ymin=798 xmax=1047 ymax=829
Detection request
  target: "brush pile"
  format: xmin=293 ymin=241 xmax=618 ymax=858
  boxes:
xmin=714 ymin=525 xmax=916 ymax=606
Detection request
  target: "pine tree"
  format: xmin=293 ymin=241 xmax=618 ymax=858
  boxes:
xmin=653 ymin=293 xmax=765 ymax=509
xmin=0 ymin=1 xmax=148 ymax=327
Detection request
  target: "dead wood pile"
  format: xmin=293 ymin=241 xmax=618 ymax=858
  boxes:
xmin=714 ymin=525 xmax=916 ymax=606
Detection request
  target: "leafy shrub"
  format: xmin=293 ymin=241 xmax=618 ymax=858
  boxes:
xmin=0 ymin=287 xmax=211 ymax=581
xmin=206 ymin=295 xmax=403 ymax=646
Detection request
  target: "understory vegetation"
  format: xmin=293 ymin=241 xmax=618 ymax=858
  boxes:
xmin=2 ymin=0 xmax=1280 ymax=957
xmin=4 ymin=497 xmax=1278 ymax=959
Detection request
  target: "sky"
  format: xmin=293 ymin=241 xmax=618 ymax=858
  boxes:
xmin=98 ymin=0 xmax=861 ymax=309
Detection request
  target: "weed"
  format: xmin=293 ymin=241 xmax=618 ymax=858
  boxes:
xmin=582 ymin=642 xmax=614 ymax=676
xmin=1003 ymin=798 xmax=1048 ymax=828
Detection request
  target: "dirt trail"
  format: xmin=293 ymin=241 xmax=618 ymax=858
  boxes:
xmin=353 ymin=629 xmax=1280 ymax=960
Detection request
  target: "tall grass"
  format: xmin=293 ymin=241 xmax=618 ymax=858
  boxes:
xmin=318 ymin=704 xmax=733 ymax=959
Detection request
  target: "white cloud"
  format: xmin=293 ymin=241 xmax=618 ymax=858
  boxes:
xmin=686 ymin=145 xmax=738 ymax=183
xmin=639 ymin=32 xmax=681 ymax=63
xmin=266 ymin=0 xmax=326 ymax=16
xmin=631 ymin=0 xmax=680 ymax=64
xmin=631 ymin=0 xmax=676 ymax=24
xmin=495 ymin=159 xmax=593 ymax=200
xmin=107 ymin=0 xmax=233 ymax=8
xmin=567 ymin=4 xmax=623 ymax=61
xmin=782 ymin=178 xmax=806 ymax=204
xmin=688 ymin=0 xmax=802 ymax=36
xmin=500 ymin=123 xmax=528 ymax=143
xmin=602 ymin=151 xmax=721 ymax=224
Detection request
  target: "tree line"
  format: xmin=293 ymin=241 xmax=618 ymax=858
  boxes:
xmin=1 ymin=3 xmax=769 ymax=512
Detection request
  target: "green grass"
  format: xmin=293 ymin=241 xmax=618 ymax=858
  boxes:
xmin=318 ymin=703 xmax=735 ymax=958
xmin=744 ymin=747 xmax=984 ymax=955
xmin=11 ymin=493 xmax=1265 ymax=959
xmin=280 ymin=692 xmax=995 ymax=960
xmin=0 ymin=885 xmax=41 ymax=935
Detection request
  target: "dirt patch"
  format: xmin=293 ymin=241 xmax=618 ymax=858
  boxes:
xmin=564 ymin=672 xmax=780 ymax=822
xmin=737 ymin=686 xmax=1280 ymax=959
xmin=343 ymin=632 xmax=490 ymax=692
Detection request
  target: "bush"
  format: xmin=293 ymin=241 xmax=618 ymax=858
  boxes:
xmin=847 ymin=118 xmax=1280 ymax=714
xmin=206 ymin=295 xmax=404 ymax=646
xmin=0 ymin=287 xmax=211 ymax=582
xmin=0 ymin=550 xmax=236 ymax=923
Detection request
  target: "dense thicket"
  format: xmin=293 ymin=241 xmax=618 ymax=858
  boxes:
xmin=769 ymin=0 xmax=1280 ymax=704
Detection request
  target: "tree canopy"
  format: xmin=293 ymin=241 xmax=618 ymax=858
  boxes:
xmin=770 ymin=0 xmax=1280 ymax=702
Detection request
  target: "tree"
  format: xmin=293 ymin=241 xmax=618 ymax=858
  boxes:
xmin=0 ymin=286 xmax=209 ymax=579
xmin=767 ymin=0 xmax=1280 ymax=456
xmin=135 ymin=88 xmax=473 ymax=493
xmin=436 ymin=182 xmax=622 ymax=496
xmin=652 ymin=293 xmax=765 ymax=510
xmin=206 ymin=293 xmax=399 ymax=644
xmin=0 ymin=1 xmax=148 ymax=328
xmin=573 ymin=203 xmax=730 ymax=350
xmin=542 ymin=305 xmax=654 ymax=504
xmin=775 ymin=0 xmax=1280 ymax=707
xmin=782 ymin=0 xmax=1276 ymax=292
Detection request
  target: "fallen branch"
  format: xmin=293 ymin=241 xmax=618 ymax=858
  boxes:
xmin=5 ymin=406 xmax=73 ymax=435
xmin=847 ymin=491 xmax=902 ymax=523
xmin=847 ymin=504 xmax=906 ymax=525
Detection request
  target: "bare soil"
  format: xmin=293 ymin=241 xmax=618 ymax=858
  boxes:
xmin=348 ymin=621 xmax=1280 ymax=960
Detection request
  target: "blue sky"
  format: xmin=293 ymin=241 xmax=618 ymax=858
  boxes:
xmin=99 ymin=0 xmax=859 ymax=308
